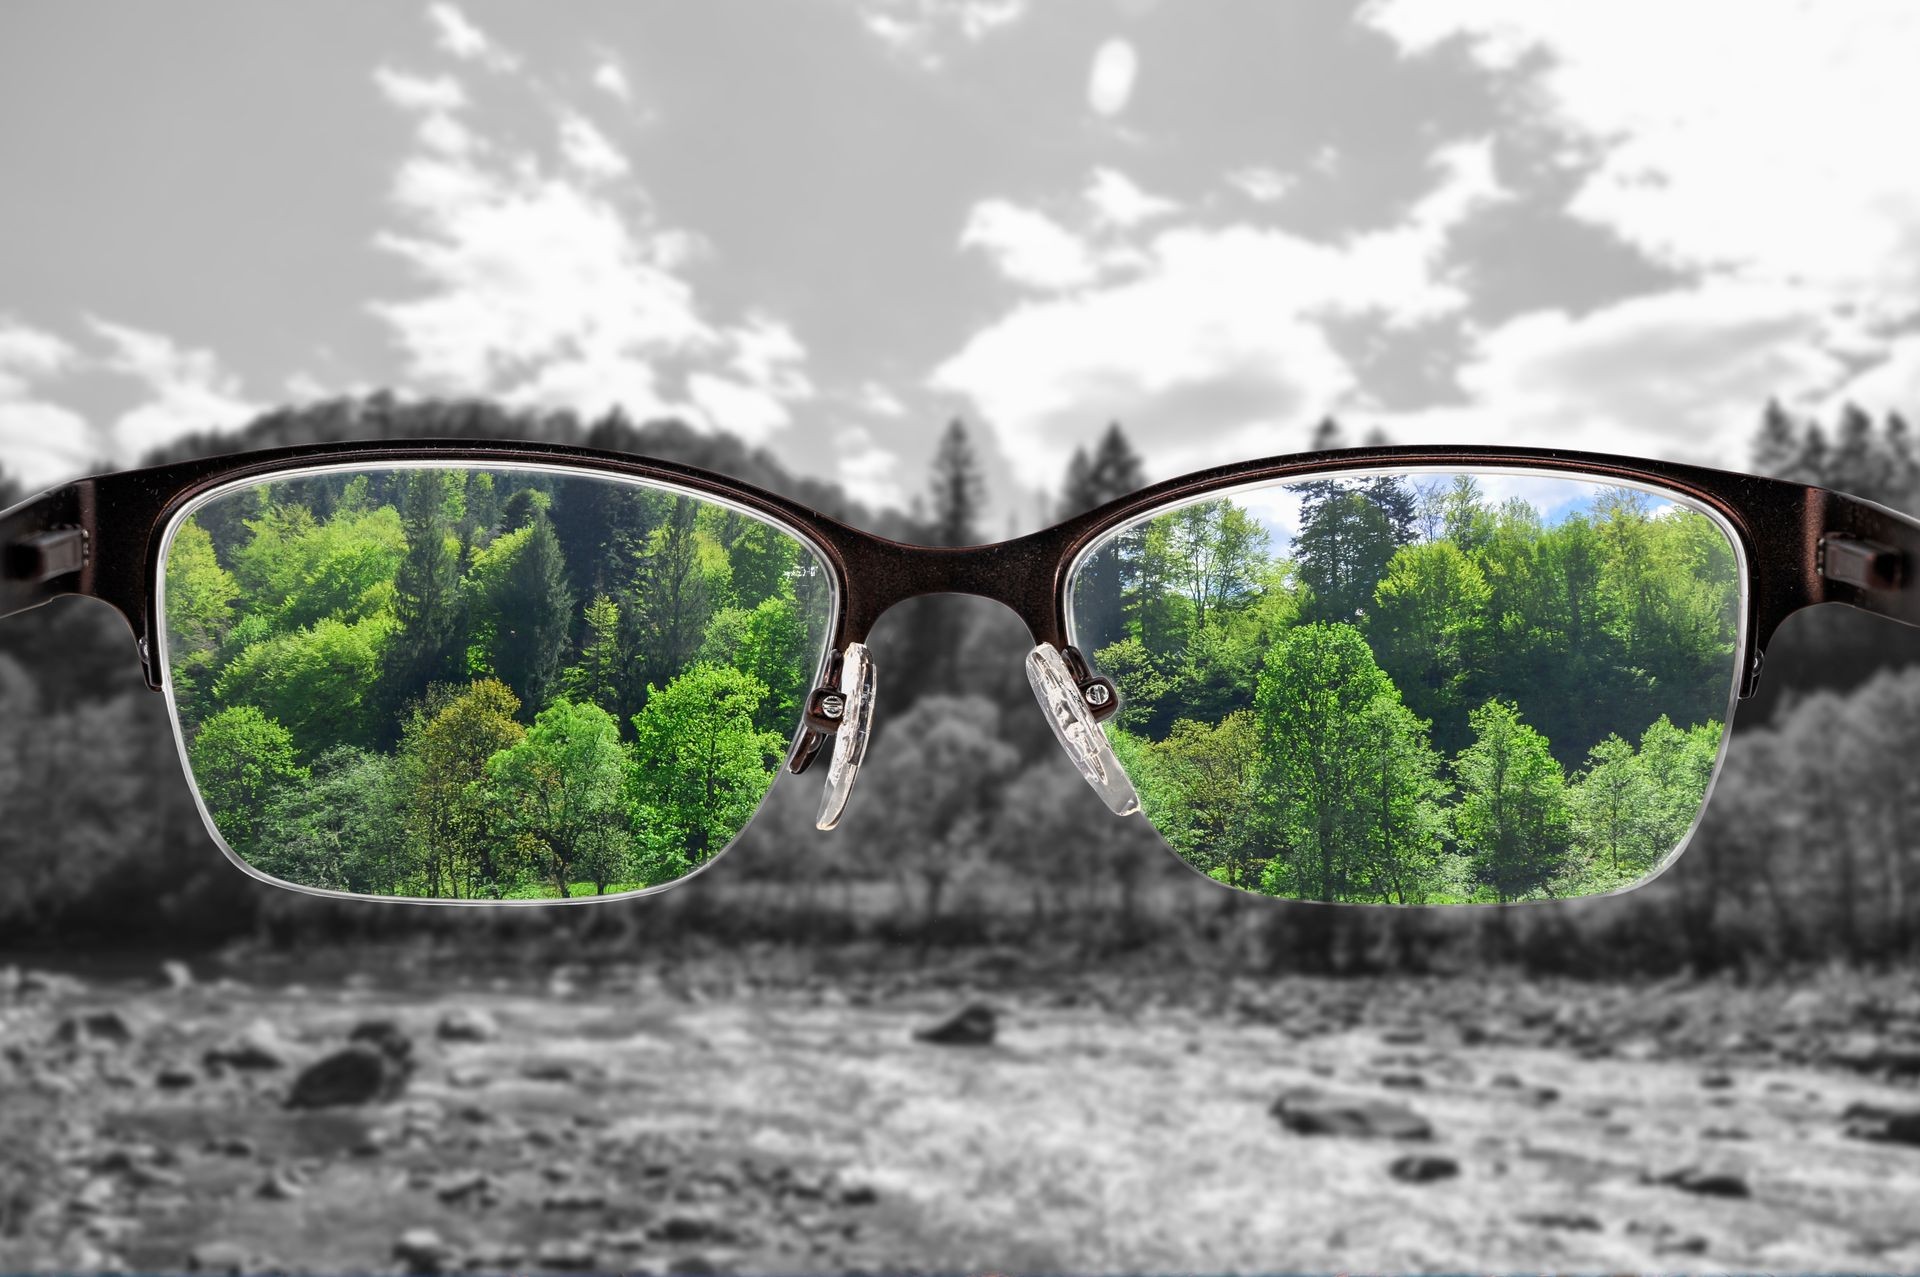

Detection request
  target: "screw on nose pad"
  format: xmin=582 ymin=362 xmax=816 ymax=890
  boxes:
xmin=1025 ymin=643 xmax=1140 ymax=816
xmin=815 ymin=642 xmax=876 ymax=831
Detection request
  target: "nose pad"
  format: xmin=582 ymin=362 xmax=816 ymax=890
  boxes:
xmin=1025 ymin=643 xmax=1140 ymax=816
xmin=815 ymin=641 xmax=876 ymax=831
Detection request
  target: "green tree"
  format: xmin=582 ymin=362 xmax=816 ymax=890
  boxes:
xmin=377 ymin=470 xmax=467 ymax=734
xmin=626 ymin=664 xmax=783 ymax=882
xmin=462 ymin=511 xmax=574 ymax=714
xmin=1453 ymin=699 xmax=1572 ymax=901
xmin=488 ymin=698 xmax=633 ymax=896
xmin=189 ymin=705 xmax=307 ymax=852
xmin=1568 ymin=733 xmax=1656 ymax=885
xmin=164 ymin=518 xmax=240 ymax=715
xmin=1369 ymin=539 xmax=1489 ymax=749
xmin=626 ymin=496 xmax=718 ymax=707
xmin=399 ymin=679 xmax=526 ymax=898
xmin=489 ymin=509 xmax=573 ymax=713
xmin=213 ymin=613 xmax=395 ymax=753
xmin=1253 ymin=623 xmax=1398 ymax=901
xmin=1129 ymin=711 xmax=1268 ymax=889
xmin=697 ymin=592 xmax=813 ymax=733
xmin=1350 ymin=695 xmax=1452 ymax=903
xmin=1293 ymin=480 xmax=1408 ymax=623
xmin=561 ymin=594 xmax=625 ymax=716
xmin=260 ymin=747 xmax=412 ymax=894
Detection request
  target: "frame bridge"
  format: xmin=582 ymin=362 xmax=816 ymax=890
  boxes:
xmin=831 ymin=523 xmax=1080 ymax=648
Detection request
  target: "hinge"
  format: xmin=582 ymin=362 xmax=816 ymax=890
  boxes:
xmin=1819 ymin=534 xmax=1904 ymax=591
xmin=3 ymin=527 xmax=88 ymax=584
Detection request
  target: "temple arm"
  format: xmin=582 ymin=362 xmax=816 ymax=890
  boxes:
xmin=1811 ymin=488 xmax=1920 ymax=630
xmin=0 ymin=482 xmax=91 ymax=624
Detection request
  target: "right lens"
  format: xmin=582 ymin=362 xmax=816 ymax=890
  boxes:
xmin=1068 ymin=468 xmax=1744 ymax=904
xmin=160 ymin=463 xmax=832 ymax=902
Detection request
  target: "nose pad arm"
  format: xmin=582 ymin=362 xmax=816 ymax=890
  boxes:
xmin=808 ymin=641 xmax=875 ymax=831
xmin=1026 ymin=643 xmax=1140 ymax=816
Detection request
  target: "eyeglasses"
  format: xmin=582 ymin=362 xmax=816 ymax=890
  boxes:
xmin=3 ymin=438 xmax=1911 ymax=906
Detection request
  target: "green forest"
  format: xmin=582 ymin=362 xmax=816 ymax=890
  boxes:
xmin=164 ymin=465 xmax=831 ymax=900
xmin=1074 ymin=474 xmax=1741 ymax=904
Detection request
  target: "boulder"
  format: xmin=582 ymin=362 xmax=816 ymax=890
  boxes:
xmin=393 ymin=1227 xmax=456 ymax=1276
xmin=913 ymin=1003 xmax=997 ymax=1047
xmin=286 ymin=1045 xmax=407 ymax=1109
xmin=1271 ymin=1087 xmax=1433 ymax=1140
xmin=1388 ymin=1153 xmax=1460 ymax=1183
xmin=52 ymin=1012 xmax=134 ymax=1049
xmin=436 ymin=1007 xmax=500 ymax=1044
xmin=1844 ymin=1102 xmax=1920 ymax=1147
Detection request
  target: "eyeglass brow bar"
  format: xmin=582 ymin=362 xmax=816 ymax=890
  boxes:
xmin=4 ymin=436 xmax=1918 ymax=831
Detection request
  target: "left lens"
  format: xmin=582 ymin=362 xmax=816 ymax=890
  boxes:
xmin=1068 ymin=468 xmax=1744 ymax=904
xmin=160 ymin=463 xmax=832 ymax=902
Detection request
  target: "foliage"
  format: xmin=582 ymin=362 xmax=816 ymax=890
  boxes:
xmin=160 ymin=464 xmax=825 ymax=899
xmin=1077 ymin=471 xmax=1737 ymax=903
xmin=488 ymin=698 xmax=633 ymax=896
xmin=190 ymin=706 xmax=307 ymax=850
xmin=626 ymin=664 xmax=785 ymax=884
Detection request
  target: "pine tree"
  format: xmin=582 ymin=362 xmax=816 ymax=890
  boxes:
xmin=1063 ymin=423 xmax=1150 ymax=652
xmin=562 ymin=594 xmax=624 ymax=717
xmin=489 ymin=510 xmax=574 ymax=714
xmin=1830 ymin=402 xmax=1880 ymax=500
xmin=1086 ymin=422 xmax=1146 ymax=507
xmin=1311 ymin=417 xmax=1346 ymax=451
xmin=926 ymin=418 xmax=987 ymax=547
xmin=1752 ymin=398 xmax=1802 ymax=477
xmin=375 ymin=470 xmax=466 ymax=741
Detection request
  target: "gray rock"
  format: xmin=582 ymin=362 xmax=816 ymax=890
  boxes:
xmin=435 ymin=1007 xmax=499 ymax=1043
xmin=535 ymin=1240 xmax=602 ymax=1270
xmin=203 ymin=1025 xmax=290 ymax=1072
xmin=256 ymin=1168 xmax=303 ymax=1200
xmin=186 ymin=1241 xmax=254 ymax=1274
xmin=1845 ymin=1102 xmax=1920 ymax=1146
xmin=1388 ymin=1153 xmax=1460 ymax=1183
xmin=1518 ymin=1210 xmax=1603 ymax=1232
xmin=156 ymin=1067 xmax=197 ymax=1090
xmin=52 ymin=1011 xmax=134 ymax=1049
xmin=160 ymin=960 xmax=194 ymax=991
xmin=913 ymin=1003 xmax=997 ymax=1047
xmin=393 ymin=1227 xmax=456 ymax=1275
xmin=1647 ymin=1166 xmax=1750 ymax=1198
xmin=286 ymin=1044 xmax=408 ymax=1109
xmin=1271 ymin=1087 xmax=1433 ymax=1140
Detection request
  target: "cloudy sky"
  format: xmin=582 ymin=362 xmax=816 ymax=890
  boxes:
xmin=3 ymin=1 xmax=1918 ymax=527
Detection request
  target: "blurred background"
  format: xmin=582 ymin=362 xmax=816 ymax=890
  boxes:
xmin=5 ymin=2 xmax=1920 ymax=1272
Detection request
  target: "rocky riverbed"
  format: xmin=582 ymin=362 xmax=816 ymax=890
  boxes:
xmin=3 ymin=952 xmax=1919 ymax=1272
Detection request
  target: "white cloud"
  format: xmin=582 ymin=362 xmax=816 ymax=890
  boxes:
xmin=833 ymin=424 xmax=906 ymax=509
xmin=1087 ymin=38 xmax=1139 ymax=117
xmin=686 ymin=373 xmax=791 ymax=445
xmin=592 ymin=56 xmax=632 ymax=104
xmin=1084 ymin=168 xmax=1177 ymax=229
xmin=1362 ymin=1 xmax=1920 ymax=322
xmin=938 ymin=143 xmax=1508 ymax=476
xmin=372 ymin=66 xmax=468 ymax=114
xmin=960 ymin=200 xmax=1111 ymax=291
xmin=854 ymin=381 xmax=908 ymax=418
xmin=1827 ymin=329 xmax=1920 ymax=422
xmin=87 ymin=316 xmax=259 ymax=460
xmin=855 ymin=0 xmax=1029 ymax=68
xmin=371 ymin=36 xmax=811 ymax=442
xmin=1375 ymin=284 xmax=1848 ymax=465
xmin=557 ymin=111 xmax=630 ymax=180
xmin=427 ymin=2 xmax=518 ymax=72
xmin=0 ymin=319 xmax=95 ymax=492
xmin=1227 ymin=166 xmax=1295 ymax=205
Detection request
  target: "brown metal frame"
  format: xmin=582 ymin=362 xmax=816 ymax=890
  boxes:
xmin=4 ymin=436 xmax=1918 ymax=770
